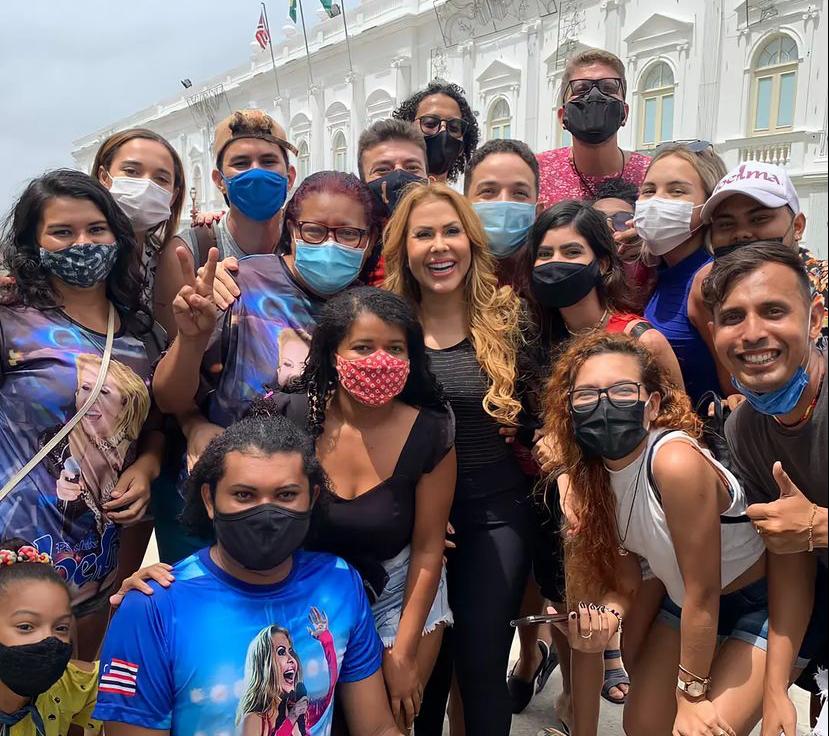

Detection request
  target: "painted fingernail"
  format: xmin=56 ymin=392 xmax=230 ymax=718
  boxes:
xmin=589 ymin=603 xmax=597 ymax=610
xmin=579 ymin=601 xmax=587 ymax=609
xmin=569 ymin=612 xmax=577 ymax=620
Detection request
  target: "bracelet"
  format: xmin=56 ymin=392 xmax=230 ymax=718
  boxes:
xmin=600 ymin=605 xmax=623 ymax=634
xmin=678 ymin=663 xmax=710 ymax=681
xmin=808 ymin=504 xmax=818 ymax=553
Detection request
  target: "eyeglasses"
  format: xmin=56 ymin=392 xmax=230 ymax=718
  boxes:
xmin=566 ymin=78 xmax=625 ymax=100
xmin=415 ymin=115 xmax=469 ymax=140
xmin=606 ymin=211 xmax=634 ymax=233
xmin=655 ymin=139 xmax=713 ymax=155
xmin=569 ymin=381 xmax=644 ymax=413
xmin=296 ymin=221 xmax=367 ymax=248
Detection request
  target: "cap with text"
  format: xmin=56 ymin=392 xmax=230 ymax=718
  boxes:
xmin=213 ymin=109 xmax=298 ymax=164
xmin=701 ymin=161 xmax=800 ymax=223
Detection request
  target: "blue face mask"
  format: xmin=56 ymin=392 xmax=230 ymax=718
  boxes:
xmin=39 ymin=242 xmax=119 ymax=288
xmin=294 ymin=239 xmax=364 ymax=297
xmin=472 ymin=201 xmax=536 ymax=258
xmin=223 ymin=168 xmax=288 ymax=221
xmin=732 ymin=367 xmax=810 ymax=416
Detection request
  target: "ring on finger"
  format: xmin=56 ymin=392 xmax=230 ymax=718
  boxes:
xmin=579 ymin=629 xmax=594 ymax=640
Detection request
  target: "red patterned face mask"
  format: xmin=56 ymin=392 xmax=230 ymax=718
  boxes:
xmin=335 ymin=350 xmax=410 ymax=407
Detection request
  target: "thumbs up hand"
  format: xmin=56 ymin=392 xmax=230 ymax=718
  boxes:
xmin=746 ymin=462 xmax=816 ymax=554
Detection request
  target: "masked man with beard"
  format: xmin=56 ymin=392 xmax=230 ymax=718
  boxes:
xmin=537 ymin=48 xmax=650 ymax=209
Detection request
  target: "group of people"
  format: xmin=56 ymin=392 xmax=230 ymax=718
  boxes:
xmin=0 ymin=46 xmax=826 ymax=736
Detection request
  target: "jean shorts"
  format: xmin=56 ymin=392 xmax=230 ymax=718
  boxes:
xmin=658 ymin=564 xmax=828 ymax=670
xmin=371 ymin=545 xmax=453 ymax=648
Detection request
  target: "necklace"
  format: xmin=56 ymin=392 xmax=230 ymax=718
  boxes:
xmin=566 ymin=308 xmax=610 ymax=337
xmin=774 ymin=366 xmax=825 ymax=428
xmin=571 ymin=147 xmax=626 ymax=198
xmin=615 ymin=444 xmax=647 ymax=556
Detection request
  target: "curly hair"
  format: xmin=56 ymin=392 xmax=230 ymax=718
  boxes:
xmin=0 ymin=169 xmax=151 ymax=335
xmin=383 ymin=182 xmax=526 ymax=426
xmin=393 ymin=80 xmax=480 ymax=184
xmin=180 ymin=415 xmax=329 ymax=539
xmin=91 ymin=128 xmax=186 ymax=250
xmin=542 ymin=331 xmax=701 ymax=600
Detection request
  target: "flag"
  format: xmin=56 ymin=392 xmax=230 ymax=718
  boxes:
xmin=99 ymin=658 xmax=139 ymax=697
xmin=289 ymin=0 xmax=297 ymax=23
xmin=255 ymin=10 xmax=270 ymax=48
xmin=319 ymin=0 xmax=333 ymax=12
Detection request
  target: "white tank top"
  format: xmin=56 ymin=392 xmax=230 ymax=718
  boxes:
xmin=607 ymin=429 xmax=765 ymax=606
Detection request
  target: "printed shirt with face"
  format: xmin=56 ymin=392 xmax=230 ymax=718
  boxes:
xmin=0 ymin=306 xmax=152 ymax=608
xmin=536 ymin=146 xmax=651 ymax=209
xmin=93 ymin=549 xmax=383 ymax=734
xmin=200 ymin=254 xmax=324 ymax=427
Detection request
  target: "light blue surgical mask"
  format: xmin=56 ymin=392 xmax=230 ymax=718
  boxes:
xmin=473 ymin=201 xmax=536 ymax=259
xmin=294 ymin=239 xmax=364 ymax=297
xmin=732 ymin=367 xmax=810 ymax=416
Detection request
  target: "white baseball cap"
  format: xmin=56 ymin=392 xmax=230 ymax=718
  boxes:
xmin=701 ymin=161 xmax=800 ymax=223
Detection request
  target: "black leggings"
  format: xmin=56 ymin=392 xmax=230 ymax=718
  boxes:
xmin=415 ymin=507 xmax=533 ymax=735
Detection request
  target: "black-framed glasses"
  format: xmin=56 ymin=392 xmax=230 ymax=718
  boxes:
xmin=296 ymin=221 xmax=367 ymax=248
xmin=655 ymin=139 xmax=713 ymax=155
xmin=566 ymin=77 xmax=625 ymax=100
xmin=569 ymin=381 xmax=643 ymax=413
xmin=415 ymin=115 xmax=469 ymax=140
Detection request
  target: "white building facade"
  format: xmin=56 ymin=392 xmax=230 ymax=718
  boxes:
xmin=72 ymin=0 xmax=828 ymax=256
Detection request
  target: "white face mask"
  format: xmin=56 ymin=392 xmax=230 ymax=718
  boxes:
xmin=108 ymin=176 xmax=173 ymax=231
xmin=634 ymin=197 xmax=702 ymax=256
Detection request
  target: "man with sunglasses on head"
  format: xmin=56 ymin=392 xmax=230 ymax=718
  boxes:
xmin=537 ymin=48 xmax=650 ymax=209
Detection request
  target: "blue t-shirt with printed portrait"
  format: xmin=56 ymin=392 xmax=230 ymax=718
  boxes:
xmin=93 ymin=549 xmax=383 ymax=735
xmin=0 ymin=305 xmax=152 ymax=609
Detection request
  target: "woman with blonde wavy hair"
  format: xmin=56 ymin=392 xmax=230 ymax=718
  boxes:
xmin=383 ymin=182 xmax=534 ymax=735
xmin=542 ymin=331 xmax=775 ymax=736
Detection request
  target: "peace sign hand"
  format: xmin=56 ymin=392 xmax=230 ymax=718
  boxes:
xmin=172 ymin=246 xmax=220 ymax=340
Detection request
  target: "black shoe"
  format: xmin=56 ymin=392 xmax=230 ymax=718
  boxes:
xmin=507 ymin=640 xmax=555 ymax=714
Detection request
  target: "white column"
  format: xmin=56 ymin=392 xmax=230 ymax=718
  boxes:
xmin=347 ymin=71 xmax=366 ymax=170
xmin=310 ymin=85 xmax=325 ymax=173
xmin=523 ymin=19 xmax=541 ymax=150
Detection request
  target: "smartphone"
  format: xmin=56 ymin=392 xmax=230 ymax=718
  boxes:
xmin=510 ymin=613 xmax=570 ymax=627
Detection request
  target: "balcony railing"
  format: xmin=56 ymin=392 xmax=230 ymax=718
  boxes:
xmin=737 ymin=140 xmax=791 ymax=166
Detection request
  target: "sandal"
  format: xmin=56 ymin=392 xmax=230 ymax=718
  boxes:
xmin=536 ymin=723 xmax=570 ymax=736
xmin=507 ymin=640 xmax=554 ymax=714
xmin=601 ymin=648 xmax=630 ymax=705
xmin=535 ymin=639 xmax=559 ymax=695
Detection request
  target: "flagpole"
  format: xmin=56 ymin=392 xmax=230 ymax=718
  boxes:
xmin=261 ymin=2 xmax=281 ymax=98
xmin=297 ymin=0 xmax=316 ymax=87
xmin=340 ymin=2 xmax=354 ymax=74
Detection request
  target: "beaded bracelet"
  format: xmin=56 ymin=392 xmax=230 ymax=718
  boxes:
xmin=808 ymin=504 xmax=818 ymax=553
xmin=600 ymin=605 xmax=624 ymax=634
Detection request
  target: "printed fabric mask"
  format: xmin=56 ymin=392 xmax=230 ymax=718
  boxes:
xmin=223 ymin=168 xmax=288 ymax=221
xmin=213 ymin=503 xmax=312 ymax=571
xmin=367 ymin=170 xmax=426 ymax=219
xmin=0 ymin=636 xmax=73 ymax=697
xmin=473 ymin=201 xmax=536 ymax=259
xmin=108 ymin=175 xmax=173 ymax=230
xmin=563 ymin=86 xmax=625 ymax=145
xmin=294 ymin=239 xmax=364 ymax=296
xmin=39 ymin=242 xmax=119 ymax=288
xmin=634 ymin=198 xmax=702 ymax=256
xmin=531 ymin=260 xmax=601 ymax=309
xmin=570 ymin=397 xmax=649 ymax=460
xmin=336 ymin=349 xmax=410 ymax=407
xmin=424 ymin=131 xmax=464 ymax=177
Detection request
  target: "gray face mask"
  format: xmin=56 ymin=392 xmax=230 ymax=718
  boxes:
xmin=39 ymin=242 xmax=119 ymax=288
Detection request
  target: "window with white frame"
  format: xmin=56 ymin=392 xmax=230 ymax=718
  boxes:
xmin=638 ymin=62 xmax=674 ymax=148
xmin=297 ymin=140 xmax=310 ymax=183
xmin=751 ymin=35 xmax=798 ymax=135
xmin=332 ymin=131 xmax=348 ymax=172
xmin=487 ymin=98 xmax=512 ymax=140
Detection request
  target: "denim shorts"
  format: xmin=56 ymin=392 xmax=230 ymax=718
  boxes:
xmin=658 ymin=565 xmax=828 ymax=670
xmin=371 ymin=545 xmax=453 ymax=648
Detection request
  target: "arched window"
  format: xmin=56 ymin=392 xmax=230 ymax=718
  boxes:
xmin=639 ymin=62 xmax=674 ymax=148
xmin=752 ymin=35 xmax=798 ymax=135
xmin=487 ymin=98 xmax=512 ymax=140
xmin=297 ymin=140 xmax=311 ymax=183
xmin=332 ymin=131 xmax=348 ymax=172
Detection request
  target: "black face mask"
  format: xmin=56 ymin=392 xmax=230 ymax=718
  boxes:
xmin=424 ymin=131 xmax=464 ymax=177
xmin=714 ymin=236 xmax=785 ymax=261
xmin=0 ymin=636 xmax=72 ymax=698
xmin=367 ymin=170 xmax=427 ymax=219
xmin=213 ymin=503 xmax=312 ymax=571
xmin=531 ymin=260 xmax=601 ymax=309
xmin=563 ymin=87 xmax=625 ymax=145
xmin=570 ymin=398 xmax=649 ymax=460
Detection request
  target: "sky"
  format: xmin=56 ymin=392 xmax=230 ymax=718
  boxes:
xmin=0 ymin=1 xmax=331 ymax=215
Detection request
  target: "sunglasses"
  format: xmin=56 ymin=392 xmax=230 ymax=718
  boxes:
xmin=655 ymin=139 xmax=713 ymax=154
xmin=566 ymin=78 xmax=625 ymax=100
xmin=607 ymin=211 xmax=634 ymax=233
xmin=415 ymin=115 xmax=469 ymax=140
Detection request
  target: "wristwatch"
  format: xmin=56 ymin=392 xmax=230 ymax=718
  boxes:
xmin=677 ymin=675 xmax=710 ymax=699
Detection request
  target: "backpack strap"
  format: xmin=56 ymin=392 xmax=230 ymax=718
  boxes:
xmin=629 ymin=319 xmax=654 ymax=340
xmin=645 ymin=430 xmax=750 ymax=524
xmin=192 ymin=226 xmax=218 ymax=270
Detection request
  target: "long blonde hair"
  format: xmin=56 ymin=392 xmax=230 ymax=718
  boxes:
xmin=383 ymin=182 xmax=525 ymax=426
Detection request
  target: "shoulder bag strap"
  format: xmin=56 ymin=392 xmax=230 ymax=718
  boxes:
xmin=0 ymin=305 xmax=116 ymax=504
xmin=193 ymin=225 xmax=218 ymax=269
